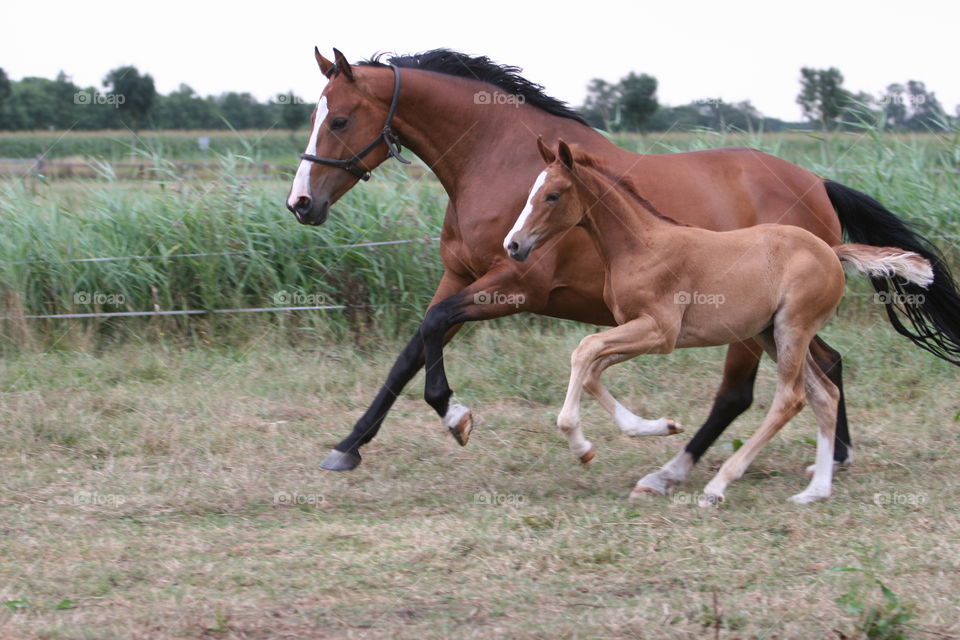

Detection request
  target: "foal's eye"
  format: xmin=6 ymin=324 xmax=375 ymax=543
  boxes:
xmin=545 ymin=192 xmax=560 ymax=202
xmin=330 ymin=117 xmax=348 ymax=131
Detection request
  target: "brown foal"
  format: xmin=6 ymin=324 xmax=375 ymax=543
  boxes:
xmin=506 ymin=139 xmax=934 ymax=505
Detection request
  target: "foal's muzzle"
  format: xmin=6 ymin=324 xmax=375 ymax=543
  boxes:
xmin=506 ymin=239 xmax=533 ymax=263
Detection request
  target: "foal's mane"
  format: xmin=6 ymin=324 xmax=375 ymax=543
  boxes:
xmin=358 ymin=49 xmax=589 ymax=126
xmin=571 ymin=151 xmax=689 ymax=227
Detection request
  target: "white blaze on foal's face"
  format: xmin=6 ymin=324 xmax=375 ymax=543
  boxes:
xmin=503 ymin=170 xmax=548 ymax=252
xmin=286 ymin=95 xmax=330 ymax=209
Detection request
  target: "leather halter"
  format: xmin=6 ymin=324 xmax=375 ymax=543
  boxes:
xmin=299 ymin=64 xmax=411 ymax=181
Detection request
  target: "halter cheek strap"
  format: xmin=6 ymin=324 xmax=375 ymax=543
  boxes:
xmin=299 ymin=64 xmax=411 ymax=181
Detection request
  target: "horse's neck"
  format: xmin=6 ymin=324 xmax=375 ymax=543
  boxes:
xmin=390 ymin=71 xmax=599 ymax=197
xmin=578 ymin=168 xmax=672 ymax=269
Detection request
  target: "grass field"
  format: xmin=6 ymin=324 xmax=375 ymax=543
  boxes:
xmin=2 ymin=127 xmax=960 ymax=638
xmin=1 ymin=318 xmax=959 ymax=638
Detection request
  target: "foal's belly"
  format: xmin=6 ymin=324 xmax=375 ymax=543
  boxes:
xmin=672 ymin=289 xmax=779 ymax=348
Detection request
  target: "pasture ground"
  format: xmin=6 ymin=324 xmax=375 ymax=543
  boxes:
xmin=2 ymin=316 xmax=959 ymax=639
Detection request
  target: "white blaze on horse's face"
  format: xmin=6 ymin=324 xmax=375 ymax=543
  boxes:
xmin=287 ymin=95 xmax=329 ymax=209
xmin=503 ymin=170 xmax=548 ymax=253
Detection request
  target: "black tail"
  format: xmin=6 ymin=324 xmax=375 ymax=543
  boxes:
xmin=825 ymin=180 xmax=960 ymax=365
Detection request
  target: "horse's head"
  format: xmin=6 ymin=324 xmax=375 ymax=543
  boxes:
xmin=286 ymin=48 xmax=408 ymax=225
xmin=504 ymin=138 xmax=584 ymax=262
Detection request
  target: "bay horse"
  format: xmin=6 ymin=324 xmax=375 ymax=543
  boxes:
xmin=287 ymin=48 xmax=960 ymax=489
xmin=505 ymin=139 xmax=934 ymax=504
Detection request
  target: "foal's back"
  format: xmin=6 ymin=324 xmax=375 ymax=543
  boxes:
xmin=660 ymin=223 xmax=847 ymax=349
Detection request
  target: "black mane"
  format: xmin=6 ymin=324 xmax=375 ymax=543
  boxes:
xmin=358 ymin=49 xmax=589 ymax=126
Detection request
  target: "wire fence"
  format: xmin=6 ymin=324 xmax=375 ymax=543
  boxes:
xmin=4 ymin=233 xmax=960 ymax=321
xmin=1 ymin=237 xmax=440 ymax=321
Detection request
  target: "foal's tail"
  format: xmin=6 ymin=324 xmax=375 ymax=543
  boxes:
xmin=826 ymin=180 xmax=960 ymax=365
xmin=834 ymin=244 xmax=934 ymax=288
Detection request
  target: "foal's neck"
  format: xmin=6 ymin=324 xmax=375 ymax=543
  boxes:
xmin=575 ymin=166 xmax=674 ymax=267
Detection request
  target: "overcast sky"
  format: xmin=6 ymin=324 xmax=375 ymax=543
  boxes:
xmin=2 ymin=0 xmax=957 ymax=122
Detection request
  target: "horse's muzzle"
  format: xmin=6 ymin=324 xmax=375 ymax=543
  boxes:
xmin=288 ymin=197 xmax=330 ymax=226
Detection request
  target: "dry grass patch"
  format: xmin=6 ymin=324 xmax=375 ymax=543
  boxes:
xmin=1 ymin=319 xmax=959 ymax=638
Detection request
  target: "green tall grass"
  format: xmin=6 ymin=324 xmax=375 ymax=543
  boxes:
xmin=1 ymin=125 xmax=957 ymax=351
xmin=0 ymin=154 xmax=446 ymax=348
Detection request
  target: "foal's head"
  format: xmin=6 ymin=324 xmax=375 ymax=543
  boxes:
xmin=503 ymin=138 xmax=586 ymax=262
xmin=504 ymin=138 xmax=585 ymax=262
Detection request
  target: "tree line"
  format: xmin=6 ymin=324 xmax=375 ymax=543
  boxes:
xmin=581 ymin=66 xmax=956 ymax=132
xmin=0 ymin=66 xmax=312 ymax=132
xmin=0 ymin=64 xmax=954 ymax=133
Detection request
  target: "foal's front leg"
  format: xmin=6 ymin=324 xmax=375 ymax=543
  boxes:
xmin=582 ymin=354 xmax=683 ymax=437
xmin=557 ymin=316 xmax=676 ymax=463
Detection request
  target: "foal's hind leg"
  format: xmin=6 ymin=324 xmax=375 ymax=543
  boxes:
xmin=700 ymin=330 xmax=809 ymax=506
xmin=791 ymin=352 xmax=840 ymax=504
xmin=582 ymin=354 xmax=683 ymax=437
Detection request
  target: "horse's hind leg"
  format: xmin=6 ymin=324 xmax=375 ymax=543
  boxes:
xmin=631 ymin=341 xmax=761 ymax=497
xmin=582 ymin=354 xmax=683 ymax=437
xmin=809 ymin=336 xmax=853 ymax=468
xmin=700 ymin=329 xmax=808 ymax=506
xmin=791 ymin=352 xmax=840 ymax=504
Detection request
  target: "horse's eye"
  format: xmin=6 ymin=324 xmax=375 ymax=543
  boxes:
xmin=330 ymin=117 xmax=348 ymax=131
xmin=545 ymin=192 xmax=560 ymax=203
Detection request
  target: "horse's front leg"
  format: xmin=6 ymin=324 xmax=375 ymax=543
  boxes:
xmin=419 ymin=267 xmax=545 ymax=445
xmin=319 ymin=271 xmax=468 ymax=471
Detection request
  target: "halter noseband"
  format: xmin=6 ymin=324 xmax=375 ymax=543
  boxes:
xmin=299 ymin=64 xmax=411 ymax=181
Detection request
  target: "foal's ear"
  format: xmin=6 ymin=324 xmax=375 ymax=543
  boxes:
xmin=315 ymin=47 xmax=335 ymax=78
xmin=332 ymin=48 xmax=355 ymax=81
xmin=557 ymin=139 xmax=575 ymax=170
xmin=536 ymin=136 xmax=556 ymax=164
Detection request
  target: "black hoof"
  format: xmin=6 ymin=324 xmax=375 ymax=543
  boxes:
xmin=320 ymin=448 xmax=362 ymax=471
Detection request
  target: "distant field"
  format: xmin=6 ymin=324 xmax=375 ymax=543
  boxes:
xmin=0 ymin=129 xmax=307 ymax=164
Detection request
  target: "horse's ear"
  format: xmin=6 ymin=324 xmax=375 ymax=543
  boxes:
xmin=536 ymin=136 xmax=556 ymax=164
xmin=557 ymin=139 xmax=575 ymax=170
xmin=332 ymin=48 xmax=354 ymax=81
xmin=315 ymin=47 xmax=335 ymax=78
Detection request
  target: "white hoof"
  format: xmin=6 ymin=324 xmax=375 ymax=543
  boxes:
xmin=443 ymin=403 xmax=473 ymax=446
xmin=634 ymin=472 xmax=670 ymax=496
